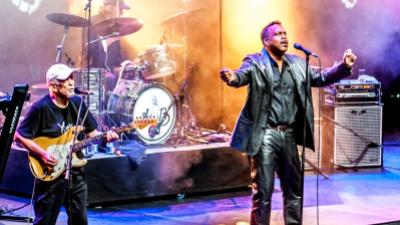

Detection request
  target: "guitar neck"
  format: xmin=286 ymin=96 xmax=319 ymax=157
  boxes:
xmin=72 ymin=123 xmax=134 ymax=152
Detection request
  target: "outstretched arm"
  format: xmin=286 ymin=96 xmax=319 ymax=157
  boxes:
xmin=311 ymin=49 xmax=357 ymax=86
xmin=219 ymin=57 xmax=256 ymax=87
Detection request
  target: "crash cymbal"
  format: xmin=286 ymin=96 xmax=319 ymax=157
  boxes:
xmin=46 ymin=13 xmax=89 ymax=27
xmin=161 ymin=8 xmax=206 ymax=25
xmin=92 ymin=17 xmax=143 ymax=37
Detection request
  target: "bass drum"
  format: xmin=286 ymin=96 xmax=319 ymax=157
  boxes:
xmin=107 ymin=82 xmax=176 ymax=145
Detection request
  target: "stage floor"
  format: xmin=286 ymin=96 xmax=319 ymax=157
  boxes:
xmin=1 ymin=146 xmax=400 ymax=225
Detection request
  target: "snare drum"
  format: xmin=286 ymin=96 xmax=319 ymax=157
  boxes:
xmin=139 ymin=45 xmax=176 ymax=80
xmin=107 ymin=83 xmax=176 ymax=144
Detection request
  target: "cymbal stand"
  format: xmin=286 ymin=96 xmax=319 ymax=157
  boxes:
xmin=172 ymin=1 xmax=200 ymax=144
xmin=55 ymin=25 xmax=69 ymax=63
xmin=84 ymin=0 xmax=93 ymax=123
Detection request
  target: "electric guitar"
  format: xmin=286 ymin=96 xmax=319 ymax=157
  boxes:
xmin=28 ymin=118 xmax=157 ymax=182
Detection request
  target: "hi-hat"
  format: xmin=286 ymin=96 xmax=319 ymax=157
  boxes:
xmin=161 ymin=8 xmax=206 ymax=25
xmin=46 ymin=13 xmax=89 ymax=27
xmin=92 ymin=17 xmax=143 ymax=37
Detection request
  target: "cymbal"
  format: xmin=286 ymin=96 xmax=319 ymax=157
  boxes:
xmin=46 ymin=13 xmax=89 ymax=27
xmin=92 ymin=17 xmax=143 ymax=37
xmin=161 ymin=8 xmax=206 ymax=25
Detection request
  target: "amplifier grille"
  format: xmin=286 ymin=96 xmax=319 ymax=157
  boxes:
xmin=334 ymin=105 xmax=382 ymax=167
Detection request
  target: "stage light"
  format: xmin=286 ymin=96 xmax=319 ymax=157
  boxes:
xmin=342 ymin=0 xmax=357 ymax=9
xmin=11 ymin=0 xmax=43 ymax=15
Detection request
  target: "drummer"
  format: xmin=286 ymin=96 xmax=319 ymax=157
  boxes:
xmin=88 ymin=0 xmax=131 ymax=94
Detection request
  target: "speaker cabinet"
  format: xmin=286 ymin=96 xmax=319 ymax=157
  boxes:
xmin=334 ymin=105 xmax=383 ymax=167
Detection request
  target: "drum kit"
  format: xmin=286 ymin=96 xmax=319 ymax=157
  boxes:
xmin=43 ymin=6 xmax=206 ymax=145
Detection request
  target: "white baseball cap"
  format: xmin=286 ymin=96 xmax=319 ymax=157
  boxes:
xmin=46 ymin=64 xmax=77 ymax=84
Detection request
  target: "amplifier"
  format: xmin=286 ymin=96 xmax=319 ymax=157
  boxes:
xmin=334 ymin=105 xmax=383 ymax=167
xmin=334 ymin=80 xmax=380 ymax=105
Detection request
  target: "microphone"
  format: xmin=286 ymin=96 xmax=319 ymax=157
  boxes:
xmin=74 ymin=87 xmax=93 ymax=95
xmin=293 ymin=43 xmax=319 ymax=58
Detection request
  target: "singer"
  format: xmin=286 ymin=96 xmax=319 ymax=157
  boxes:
xmin=14 ymin=63 xmax=119 ymax=225
xmin=220 ymin=20 xmax=356 ymax=225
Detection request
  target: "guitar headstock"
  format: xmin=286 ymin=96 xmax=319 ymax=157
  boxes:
xmin=112 ymin=117 xmax=158 ymax=134
xmin=131 ymin=117 xmax=158 ymax=130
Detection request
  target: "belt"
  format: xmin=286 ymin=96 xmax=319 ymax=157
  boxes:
xmin=268 ymin=124 xmax=289 ymax=132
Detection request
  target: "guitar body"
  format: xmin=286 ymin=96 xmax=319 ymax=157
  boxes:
xmin=27 ymin=118 xmax=156 ymax=182
xmin=29 ymin=127 xmax=87 ymax=182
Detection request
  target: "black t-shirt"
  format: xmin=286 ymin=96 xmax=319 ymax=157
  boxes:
xmin=18 ymin=95 xmax=97 ymax=139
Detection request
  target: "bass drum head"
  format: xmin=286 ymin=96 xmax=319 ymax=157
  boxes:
xmin=107 ymin=84 xmax=176 ymax=145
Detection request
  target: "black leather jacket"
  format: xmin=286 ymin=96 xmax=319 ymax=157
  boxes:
xmin=229 ymin=49 xmax=351 ymax=156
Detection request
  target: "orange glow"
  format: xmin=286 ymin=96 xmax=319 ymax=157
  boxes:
xmin=222 ymin=0 xmax=301 ymax=129
xmin=65 ymin=0 xmax=308 ymax=130
xmin=222 ymin=0 xmax=299 ymax=66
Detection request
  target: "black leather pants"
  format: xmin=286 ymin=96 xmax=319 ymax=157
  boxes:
xmin=250 ymin=128 xmax=302 ymax=225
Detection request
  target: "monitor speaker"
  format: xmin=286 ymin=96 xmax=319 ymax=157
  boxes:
xmin=334 ymin=105 xmax=382 ymax=167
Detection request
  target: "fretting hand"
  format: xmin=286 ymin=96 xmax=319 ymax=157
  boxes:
xmin=105 ymin=130 xmax=119 ymax=142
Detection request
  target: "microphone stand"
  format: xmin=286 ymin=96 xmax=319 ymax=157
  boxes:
xmin=65 ymin=96 xmax=85 ymax=181
xmin=85 ymin=0 xmax=92 ymax=111
xmin=299 ymin=53 xmax=310 ymax=225
xmin=64 ymin=94 xmax=89 ymax=225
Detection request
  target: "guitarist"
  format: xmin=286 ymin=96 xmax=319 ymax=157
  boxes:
xmin=15 ymin=63 xmax=119 ymax=225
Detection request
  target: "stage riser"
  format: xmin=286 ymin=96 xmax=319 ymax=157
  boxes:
xmin=0 ymin=145 xmax=250 ymax=206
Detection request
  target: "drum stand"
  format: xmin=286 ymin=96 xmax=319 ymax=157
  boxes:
xmin=55 ymin=25 xmax=69 ymax=63
xmin=172 ymin=76 xmax=199 ymax=144
xmin=168 ymin=1 xmax=203 ymax=145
